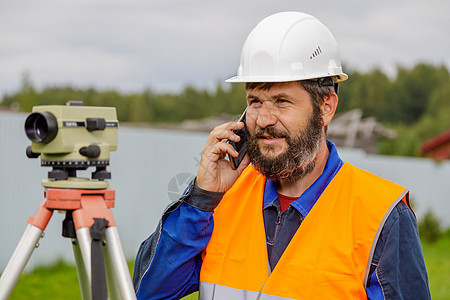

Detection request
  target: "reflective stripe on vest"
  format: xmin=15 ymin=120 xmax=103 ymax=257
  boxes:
xmin=200 ymin=162 xmax=408 ymax=300
xmin=200 ymin=282 xmax=294 ymax=300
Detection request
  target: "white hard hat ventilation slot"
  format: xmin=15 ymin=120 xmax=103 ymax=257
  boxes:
xmin=310 ymin=46 xmax=323 ymax=59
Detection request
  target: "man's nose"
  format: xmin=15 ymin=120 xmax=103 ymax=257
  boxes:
xmin=254 ymin=103 xmax=279 ymax=128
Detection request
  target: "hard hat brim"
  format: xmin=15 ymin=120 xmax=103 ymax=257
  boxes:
xmin=225 ymin=73 xmax=348 ymax=83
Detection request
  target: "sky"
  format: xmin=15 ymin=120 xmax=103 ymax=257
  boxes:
xmin=0 ymin=0 xmax=449 ymax=98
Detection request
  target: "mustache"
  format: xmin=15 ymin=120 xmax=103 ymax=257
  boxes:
xmin=253 ymin=126 xmax=289 ymax=138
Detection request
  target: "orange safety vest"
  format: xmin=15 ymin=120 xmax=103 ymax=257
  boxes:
xmin=199 ymin=162 xmax=408 ymax=299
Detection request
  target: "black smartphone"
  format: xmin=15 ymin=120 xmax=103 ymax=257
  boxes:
xmin=228 ymin=108 xmax=248 ymax=169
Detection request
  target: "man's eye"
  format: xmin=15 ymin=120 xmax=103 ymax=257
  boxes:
xmin=277 ymin=99 xmax=290 ymax=105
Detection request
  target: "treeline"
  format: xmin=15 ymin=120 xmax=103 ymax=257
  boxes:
xmin=1 ymin=63 xmax=449 ymax=156
xmin=0 ymin=75 xmax=248 ymax=123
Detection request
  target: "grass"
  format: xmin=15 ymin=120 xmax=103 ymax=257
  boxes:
xmin=3 ymin=235 xmax=449 ymax=299
xmin=421 ymin=231 xmax=450 ymax=300
xmin=8 ymin=260 xmax=81 ymax=300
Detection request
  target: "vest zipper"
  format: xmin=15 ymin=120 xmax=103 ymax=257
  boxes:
xmin=272 ymin=210 xmax=283 ymax=246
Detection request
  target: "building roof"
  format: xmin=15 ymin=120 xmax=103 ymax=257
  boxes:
xmin=421 ymin=129 xmax=450 ymax=154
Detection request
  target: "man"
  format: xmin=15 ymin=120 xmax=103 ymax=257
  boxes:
xmin=133 ymin=12 xmax=430 ymax=299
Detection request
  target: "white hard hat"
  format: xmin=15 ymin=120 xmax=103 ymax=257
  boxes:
xmin=226 ymin=12 xmax=348 ymax=83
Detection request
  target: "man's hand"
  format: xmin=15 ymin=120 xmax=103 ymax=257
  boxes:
xmin=196 ymin=121 xmax=250 ymax=193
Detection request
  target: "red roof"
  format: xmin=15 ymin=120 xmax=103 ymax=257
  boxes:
xmin=421 ymin=129 xmax=450 ymax=154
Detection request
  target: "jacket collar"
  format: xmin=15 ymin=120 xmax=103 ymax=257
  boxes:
xmin=262 ymin=140 xmax=343 ymax=216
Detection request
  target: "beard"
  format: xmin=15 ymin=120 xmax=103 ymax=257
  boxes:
xmin=246 ymin=109 xmax=323 ymax=182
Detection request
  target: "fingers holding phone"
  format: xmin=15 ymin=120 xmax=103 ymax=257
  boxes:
xmin=196 ymin=114 xmax=250 ymax=193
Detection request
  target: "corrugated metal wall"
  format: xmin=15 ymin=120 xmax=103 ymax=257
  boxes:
xmin=1 ymin=111 xmax=449 ymax=272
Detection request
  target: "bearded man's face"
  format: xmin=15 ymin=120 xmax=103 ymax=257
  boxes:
xmin=245 ymin=82 xmax=324 ymax=182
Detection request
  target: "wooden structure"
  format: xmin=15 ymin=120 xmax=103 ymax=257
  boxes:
xmin=327 ymin=109 xmax=396 ymax=153
xmin=421 ymin=129 xmax=450 ymax=161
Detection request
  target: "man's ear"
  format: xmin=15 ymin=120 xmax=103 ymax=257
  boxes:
xmin=321 ymin=93 xmax=338 ymax=127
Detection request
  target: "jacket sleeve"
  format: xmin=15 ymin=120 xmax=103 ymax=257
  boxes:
xmin=133 ymin=179 xmax=224 ymax=300
xmin=367 ymin=201 xmax=431 ymax=300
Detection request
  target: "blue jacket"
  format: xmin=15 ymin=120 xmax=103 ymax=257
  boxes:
xmin=133 ymin=141 xmax=430 ymax=300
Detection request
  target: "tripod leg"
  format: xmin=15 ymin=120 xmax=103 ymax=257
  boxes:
xmin=104 ymin=226 xmax=136 ymax=300
xmin=104 ymin=242 xmax=122 ymax=300
xmin=0 ymin=224 xmax=45 ymax=300
xmin=0 ymin=201 xmax=52 ymax=300
xmin=69 ymin=191 xmax=135 ymax=299
xmin=72 ymin=236 xmax=92 ymax=300
xmin=73 ymin=227 xmax=93 ymax=300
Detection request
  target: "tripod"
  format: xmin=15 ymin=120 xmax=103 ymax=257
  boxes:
xmin=0 ymin=174 xmax=136 ymax=300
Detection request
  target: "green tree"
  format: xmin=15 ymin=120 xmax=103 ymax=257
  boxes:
xmin=338 ymin=68 xmax=390 ymax=119
xmin=383 ymin=64 xmax=449 ymax=124
xmin=379 ymin=76 xmax=450 ymax=156
xmin=419 ymin=210 xmax=443 ymax=243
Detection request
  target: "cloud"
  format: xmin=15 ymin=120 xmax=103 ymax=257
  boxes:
xmin=0 ymin=0 xmax=449 ymax=97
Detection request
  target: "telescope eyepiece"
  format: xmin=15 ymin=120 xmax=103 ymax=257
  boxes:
xmin=25 ymin=112 xmax=58 ymax=143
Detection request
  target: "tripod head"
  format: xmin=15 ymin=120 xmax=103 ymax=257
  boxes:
xmin=24 ymin=101 xmax=118 ymax=189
